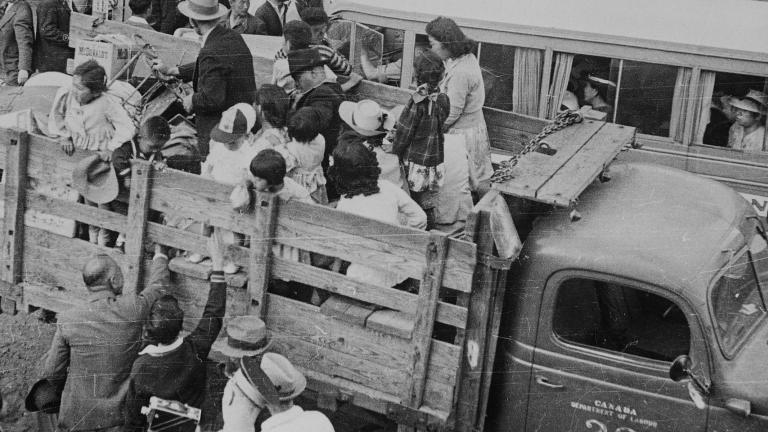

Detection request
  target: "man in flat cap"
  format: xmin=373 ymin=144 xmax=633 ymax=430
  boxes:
xmin=38 ymin=247 xmax=171 ymax=431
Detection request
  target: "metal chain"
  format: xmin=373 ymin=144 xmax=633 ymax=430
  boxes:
xmin=490 ymin=110 xmax=584 ymax=184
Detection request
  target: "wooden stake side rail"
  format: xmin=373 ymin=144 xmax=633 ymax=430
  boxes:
xmin=0 ymin=128 xmax=508 ymax=431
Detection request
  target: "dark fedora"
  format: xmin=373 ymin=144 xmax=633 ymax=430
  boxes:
xmin=25 ymin=379 xmax=61 ymax=414
xmin=287 ymin=48 xmax=323 ymax=77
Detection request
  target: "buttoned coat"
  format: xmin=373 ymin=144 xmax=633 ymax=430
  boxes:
xmin=177 ymin=25 xmax=256 ymax=157
xmin=34 ymin=0 xmax=74 ymax=73
xmin=40 ymin=257 xmax=169 ymax=431
xmin=222 ymin=12 xmax=261 ymax=35
xmin=251 ymin=0 xmax=317 ymax=36
xmin=0 ymin=0 xmax=33 ymax=84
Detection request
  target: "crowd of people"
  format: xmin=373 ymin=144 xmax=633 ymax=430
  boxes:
xmin=12 ymin=0 xmax=496 ymax=430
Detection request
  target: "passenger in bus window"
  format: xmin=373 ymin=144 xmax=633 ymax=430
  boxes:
xmin=578 ymin=75 xmax=615 ymax=120
xmin=703 ymin=93 xmax=736 ymax=147
xmin=426 ymin=16 xmax=492 ymax=194
xmin=727 ymin=97 xmax=766 ymax=153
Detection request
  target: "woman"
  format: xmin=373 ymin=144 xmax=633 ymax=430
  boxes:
xmin=426 ymin=16 xmax=492 ymax=194
xmin=578 ymin=74 xmax=615 ymax=120
xmin=727 ymin=97 xmax=766 ymax=153
xmin=48 ymin=60 xmax=135 ymax=245
xmin=49 ymin=60 xmax=135 ymax=155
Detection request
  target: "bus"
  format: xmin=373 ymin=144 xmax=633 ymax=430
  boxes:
xmin=325 ymin=0 xmax=768 ymax=214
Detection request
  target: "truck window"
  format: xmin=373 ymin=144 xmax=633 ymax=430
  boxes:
xmin=710 ymin=242 xmax=768 ymax=358
xmin=553 ymin=278 xmax=690 ymax=362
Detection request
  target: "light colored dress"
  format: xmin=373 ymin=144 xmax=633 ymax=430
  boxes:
xmin=336 ymin=180 xmax=427 ymax=288
xmin=440 ymin=53 xmax=493 ymax=190
xmin=434 ymin=134 xmax=475 ymax=233
xmin=728 ymin=123 xmax=766 ymax=152
xmin=48 ymin=85 xmax=135 ymax=152
xmin=246 ymin=126 xmax=290 ymax=153
xmin=277 ymin=134 xmax=328 ymax=204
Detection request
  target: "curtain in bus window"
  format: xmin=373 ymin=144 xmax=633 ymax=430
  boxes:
xmin=545 ymin=53 xmax=574 ymax=119
xmin=512 ymin=48 xmax=542 ymax=116
xmin=692 ymin=71 xmax=716 ymax=144
xmin=670 ymin=68 xmax=693 ymax=143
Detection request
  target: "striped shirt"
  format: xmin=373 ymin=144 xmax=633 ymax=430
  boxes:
xmin=275 ymin=42 xmax=352 ymax=77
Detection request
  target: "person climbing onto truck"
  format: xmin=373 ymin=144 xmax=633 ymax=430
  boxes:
xmin=123 ymin=231 xmax=228 ymax=432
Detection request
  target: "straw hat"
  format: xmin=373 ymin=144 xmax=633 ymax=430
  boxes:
xmin=730 ymin=97 xmax=763 ymax=115
xmin=339 ymin=100 xmax=398 ymax=137
xmin=745 ymin=89 xmax=768 ymax=108
xmin=212 ymin=316 xmax=272 ymax=358
xmin=177 ymin=0 xmax=228 ymax=21
xmin=587 ymin=74 xmax=617 ymax=88
xmin=237 ymin=353 xmax=307 ymax=405
xmin=71 ymin=155 xmax=119 ymax=204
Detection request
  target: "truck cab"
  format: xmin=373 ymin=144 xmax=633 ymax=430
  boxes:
xmin=488 ymin=162 xmax=768 ymax=432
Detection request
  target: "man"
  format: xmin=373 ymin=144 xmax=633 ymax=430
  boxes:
xmin=0 ymin=0 xmax=33 ymax=85
xmin=34 ymin=0 xmax=74 ymax=73
xmin=39 ymin=249 xmax=171 ymax=431
xmin=221 ymin=353 xmax=335 ymax=432
xmin=223 ymin=0 xmax=260 ymax=34
xmin=123 ymin=232 xmax=227 ymax=432
xmin=153 ymin=0 xmax=256 ymax=158
xmin=150 ymin=0 xmax=188 ymax=35
xmin=250 ymin=0 xmax=302 ymax=36
xmin=126 ymin=0 xmax=154 ymax=29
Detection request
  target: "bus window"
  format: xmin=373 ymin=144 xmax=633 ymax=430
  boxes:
xmin=354 ymin=25 xmax=413 ymax=87
xmin=478 ymin=42 xmax=515 ymax=112
xmin=569 ymin=55 xmax=616 ymax=122
xmin=702 ymin=72 xmax=767 ymax=151
xmin=615 ymin=61 xmax=677 ymax=137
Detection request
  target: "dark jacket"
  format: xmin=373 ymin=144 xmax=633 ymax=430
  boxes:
xmin=112 ymin=139 xmax=163 ymax=194
xmin=292 ymin=82 xmax=345 ymax=165
xmin=222 ymin=11 xmax=262 ymax=35
xmin=251 ymin=0 xmax=315 ymax=36
xmin=150 ymin=0 xmax=187 ymax=35
xmin=0 ymin=0 xmax=33 ymax=84
xmin=40 ymin=256 xmax=169 ymax=431
xmin=123 ymin=271 xmax=227 ymax=432
xmin=178 ymin=25 xmax=256 ymax=157
xmin=34 ymin=0 xmax=74 ymax=73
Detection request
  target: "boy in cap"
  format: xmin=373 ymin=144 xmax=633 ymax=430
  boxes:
xmin=221 ymin=353 xmax=335 ymax=432
xmin=123 ymin=232 xmax=228 ymax=432
xmin=287 ymin=48 xmax=345 ymax=198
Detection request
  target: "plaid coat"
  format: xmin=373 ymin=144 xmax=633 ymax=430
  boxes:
xmin=392 ymin=86 xmax=450 ymax=168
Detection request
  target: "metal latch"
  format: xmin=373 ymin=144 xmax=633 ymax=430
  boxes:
xmin=477 ymin=252 xmax=514 ymax=270
xmin=386 ymin=403 xmax=441 ymax=431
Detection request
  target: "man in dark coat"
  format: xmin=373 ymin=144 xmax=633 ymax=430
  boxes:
xmin=150 ymin=0 xmax=188 ymax=34
xmin=0 ymin=0 xmax=33 ymax=85
xmin=39 ymin=251 xmax=171 ymax=431
xmin=123 ymin=233 xmax=227 ymax=432
xmin=153 ymin=0 xmax=256 ymax=158
xmin=250 ymin=0 xmax=320 ymax=36
xmin=34 ymin=0 xmax=74 ymax=73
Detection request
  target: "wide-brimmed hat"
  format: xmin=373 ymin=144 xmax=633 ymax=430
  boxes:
xmin=287 ymin=48 xmax=323 ymax=76
xmin=25 ymin=379 xmax=61 ymax=414
xmin=211 ymin=103 xmax=257 ymax=144
xmin=177 ymin=0 xmax=228 ymax=21
xmin=212 ymin=316 xmax=271 ymax=358
xmin=72 ymin=155 xmax=119 ymax=204
xmin=731 ymin=97 xmax=764 ymax=114
xmin=339 ymin=100 xmax=398 ymax=137
xmin=587 ymin=74 xmax=617 ymax=88
xmin=745 ymin=89 xmax=768 ymax=108
xmin=237 ymin=352 xmax=307 ymax=405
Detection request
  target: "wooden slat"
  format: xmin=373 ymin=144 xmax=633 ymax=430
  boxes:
xmin=399 ymin=30 xmax=416 ymax=89
xmin=25 ymin=192 xmax=127 ymax=233
xmin=271 ymin=256 xmax=467 ymax=329
xmin=493 ymin=119 xmax=605 ymax=202
xmin=351 ymin=80 xmax=411 ymax=108
xmin=1 ymin=131 xmax=29 ymax=292
xmin=537 ymin=124 xmax=637 ymax=205
xmin=123 ymin=160 xmax=153 ymax=294
xmin=407 ymin=232 xmax=448 ymax=408
xmin=248 ymin=193 xmax=278 ymax=317
xmin=484 ymin=106 xmax=549 ymax=153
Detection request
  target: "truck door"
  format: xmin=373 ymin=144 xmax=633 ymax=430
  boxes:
xmin=526 ymin=272 xmax=709 ymax=432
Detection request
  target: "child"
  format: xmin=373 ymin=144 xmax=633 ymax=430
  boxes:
xmin=338 ymin=99 xmax=407 ymax=190
xmin=328 ymin=134 xmax=426 ymax=288
xmin=392 ymin=50 xmax=450 ymax=228
xmin=247 ymin=84 xmax=291 ymax=153
xmin=277 ymin=107 xmax=328 ymax=204
xmin=199 ymin=103 xmax=262 ymax=273
xmin=110 ymin=116 xmax=170 ymax=251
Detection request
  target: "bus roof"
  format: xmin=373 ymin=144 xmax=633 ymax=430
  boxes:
xmin=527 ymin=162 xmax=751 ymax=301
xmin=329 ymin=0 xmax=768 ymax=61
